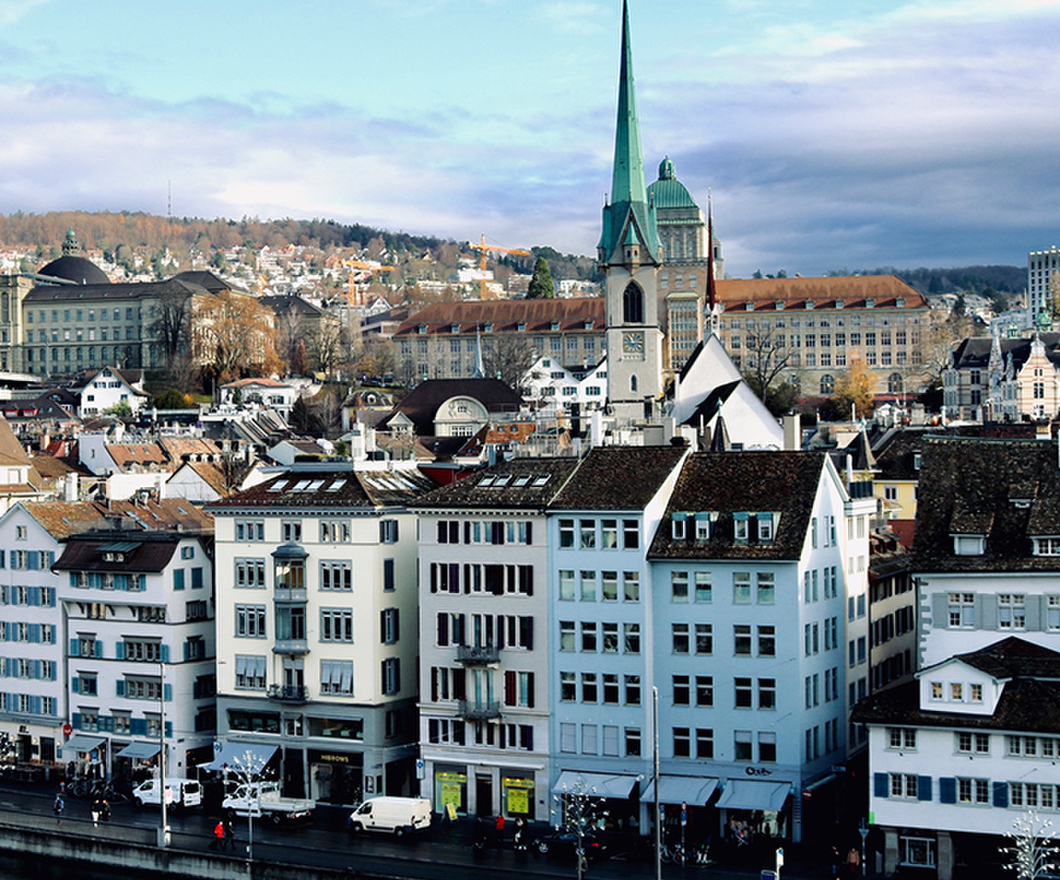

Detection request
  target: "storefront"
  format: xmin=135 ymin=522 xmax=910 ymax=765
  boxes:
xmin=643 ymin=775 xmax=719 ymax=851
xmin=501 ymin=772 xmax=535 ymax=820
xmin=309 ymin=749 xmax=363 ymax=805
xmin=434 ymin=764 xmax=468 ymax=816
xmin=552 ymin=770 xmax=641 ymax=830
xmin=715 ymin=779 xmax=791 ymax=844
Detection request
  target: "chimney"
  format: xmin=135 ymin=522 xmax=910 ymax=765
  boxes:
xmin=783 ymin=414 xmax=800 ymax=450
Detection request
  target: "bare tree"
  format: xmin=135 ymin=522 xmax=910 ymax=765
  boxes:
xmin=150 ymin=286 xmax=192 ymax=372
xmin=742 ymin=322 xmax=800 ymax=414
xmin=483 ymin=334 xmax=536 ymax=390
xmin=1006 ymin=810 xmax=1060 ymax=880
xmin=549 ymin=776 xmax=608 ymax=880
xmin=192 ymin=290 xmax=283 ymax=384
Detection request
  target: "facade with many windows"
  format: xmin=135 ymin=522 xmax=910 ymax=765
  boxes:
xmin=412 ymin=457 xmax=580 ymax=820
xmin=208 ymin=464 xmax=434 ymax=804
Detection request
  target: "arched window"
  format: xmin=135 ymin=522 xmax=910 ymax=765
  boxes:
xmin=820 ymin=374 xmax=835 ymax=395
xmin=888 ymin=373 xmax=903 ymax=394
xmin=631 ymin=375 xmax=638 ymax=393
xmin=623 ymin=283 xmax=644 ymax=325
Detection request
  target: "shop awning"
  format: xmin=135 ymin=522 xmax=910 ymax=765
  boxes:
xmin=552 ymin=770 xmax=639 ymax=799
xmin=641 ymin=775 xmax=718 ymax=805
xmin=200 ymin=742 xmax=278 ymax=773
xmin=716 ymin=780 xmax=790 ymax=812
xmin=59 ymin=735 xmax=106 ymax=757
xmin=116 ymin=742 xmax=161 ymax=760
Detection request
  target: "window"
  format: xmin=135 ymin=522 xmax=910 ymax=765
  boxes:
xmin=758 ymin=678 xmax=776 ymax=709
xmin=758 ymin=625 xmax=776 ymax=656
xmin=381 ymin=608 xmax=400 ymax=644
xmin=235 ymin=605 xmax=267 ymax=638
xmin=673 ymin=674 xmax=690 ymax=705
xmin=623 ymin=571 xmax=640 ymax=602
xmin=735 ymin=677 xmax=752 ymax=708
xmin=379 ymin=519 xmax=399 ymax=543
xmin=888 ymin=728 xmax=917 ymax=750
xmin=580 ymin=520 xmax=596 ymax=549
xmin=601 ymin=519 xmax=618 ymax=548
xmin=602 ymin=571 xmax=618 ymax=601
xmin=694 ymin=572 xmax=712 ymax=603
xmin=581 ymin=621 xmax=598 ymax=652
xmin=733 ymin=572 xmax=751 ymax=604
xmin=559 ymin=621 xmax=575 ymax=651
xmin=624 ymin=727 xmax=641 ymax=757
xmin=757 ymin=572 xmax=775 ymax=604
xmin=581 ymin=673 xmax=598 ymax=703
xmin=734 ymin=730 xmax=753 ymax=761
xmin=998 ymin=594 xmax=1026 ymax=630
xmin=235 ymin=520 xmax=265 ymax=542
xmin=734 ymin=624 xmax=751 ymax=655
xmin=235 ymin=655 xmax=266 ymax=690
xmin=624 ymin=674 xmax=641 ymax=705
xmin=695 ymin=623 xmax=713 ymax=655
xmin=580 ymin=570 xmax=596 ymax=601
xmin=603 ymin=673 xmax=619 ymax=704
xmin=321 ymin=608 xmax=353 ymax=642
xmin=602 ymin=622 xmax=618 ymax=653
xmin=235 ymin=558 xmax=266 ymax=588
xmin=281 ymin=521 xmax=302 ymax=542
xmin=320 ymin=660 xmax=353 ymax=695
xmin=381 ymin=658 xmax=400 ymax=695
xmin=560 ymin=672 xmax=576 ymax=701
xmin=672 ymin=623 xmax=690 ymax=654
xmin=624 ymin=623 xmax=640 ymax=654
xmin=673 ymin=727 xmax=690 ymax=758
xmin=759 ymin=732 xmax=777 ymax=763
xmin=671 ymin=571 xmax=689 ymax=602
xmin=559 ymin=570 xmax=575 ymax=601
xmin=320 ymin=561 xmax=352 ymax=591
xmin=696 ymin=728 xmax=714 ymax=759
xmin=890 ymin=774 xmax=918 ymax=799
xmin=559 ymin=519 xmax=574 ymax=548
xmin=622 ymin=520 xmax=639 ymax=549
xmin=695 ymin=676 xmax=713 ymax=707
xmin=957 ymin=778 xmax=990 ymax=805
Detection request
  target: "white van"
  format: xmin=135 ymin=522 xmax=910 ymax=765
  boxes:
xmin=132 ymin=777 xmax=202 ymax=810
xmin=347 ymin=796 xmax=432 ymax=837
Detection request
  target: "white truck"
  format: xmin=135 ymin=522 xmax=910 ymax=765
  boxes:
xmin=347 ymin=796 xmax=432 ymax=837
xmin=222 ymin=780 xmax=314 ymax=826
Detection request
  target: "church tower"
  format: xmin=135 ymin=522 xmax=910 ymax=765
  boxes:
xmin=599 ymin=0 xmax=663 ymax=422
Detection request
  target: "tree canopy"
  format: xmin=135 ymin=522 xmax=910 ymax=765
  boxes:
xmin=527 ymin=256 xmax=555 ymax=299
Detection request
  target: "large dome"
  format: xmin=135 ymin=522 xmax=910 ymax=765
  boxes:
xmin=38 ymin=229 xmax=110 ymax=285
xmin=647 ymin=157 xmax=698 ymax=210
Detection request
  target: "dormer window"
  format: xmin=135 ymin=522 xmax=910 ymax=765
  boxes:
xmin=756 ymin=512 xmax=775 ymax=542
xmin=745 ymin=302 xmax=754 ymax=311
xmin=551 ymin=321 xmax=560 ymax=331
xmin=418 ymin=325 xmax=427 ymax=334
xmin=584 ymin=320 xmax=594 ymax=330
xmin=774 ymin=301 xmax=784 ymax=311
xmin=866 ymin=299 xmax=875 ymax=309
xmin=952 ymin=535 xmax=985 ymax=556
xmin=1034 ymin=537 xmax=1060 ymax=556
xmin=734 ymin=512 xmax=750 ymax=542
xmin=517 ymin=322 xmax=527 ymax=332
xmin=671 ymin=512 xmax=688 ymax=540
xmin=694 ymin=512 xmax=715 ymax=541
xmin=484 ymin=323 xmax=493 ymax=333
xmin=805 ymin=301 xmax=814 ymax=310
xmin=451 ymin=323 xmax=460 ymax=334
xmin=896 ymin=298 xmax=905 ymax=308
xmin=835 ymin=300 xmax=844 ymax=309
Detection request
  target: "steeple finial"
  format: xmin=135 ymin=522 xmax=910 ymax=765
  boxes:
xmin=706 ymin=190 xmax=722 ymax=336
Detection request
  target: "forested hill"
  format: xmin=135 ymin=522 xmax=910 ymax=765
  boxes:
xmin=0 ymin=210 xmax=599 ymax=282
xmin=845 ymin=265 xmax=1026 ymax=297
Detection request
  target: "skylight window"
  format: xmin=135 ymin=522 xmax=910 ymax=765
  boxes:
xmin=492 ymin=475 xmax=511 ymax=488
xmin=327 ymin=480 xmax=347 ymax=492
xmin=531 ymin=475 xmax=550 ymax=487
xmin=292 ymin=480 xmax=313 ymax=492
xmin=478 ymin=475 xmax=497 ymax=488
xmin=268 ymin=481 xmax=289 ymax=492
xmin=513 ymin=475 xmax=531 ymax=488
xmin=307 ymin=480 xmax=325 ymax=491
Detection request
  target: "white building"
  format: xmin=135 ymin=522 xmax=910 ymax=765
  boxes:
xmin=207 ymin=463 xmax=435 ymax=805
xmin=53 ymin=527 xmax=216 ymax=780
xmin=520 ymin=355 xmax=607 ymax=417
xmin=0 ymin=501 xmax=109 ymax=767
xmin=855 ymin=637 xmax=1060 ymax=879
xmin=80 ymin=366 xmax=149 ymax=417
xmin=412 ymin=457 xmax=581 ymax=820
xmin=1028 ymin=245 xmax=1060 ymax=318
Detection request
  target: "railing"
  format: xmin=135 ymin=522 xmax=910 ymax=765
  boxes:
xmin=456 ymin=644 xmax=500 ymax=665
xmin=266 ymin=684 xmax=308 ymax=703
xmin=272 ymin=639 xmax=309 ymax=656
xmin=456 ymin=700 xmax=501 ymax=720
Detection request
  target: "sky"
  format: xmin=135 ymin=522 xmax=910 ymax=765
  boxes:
xmin=2 ymin=0 xmax=1060 ymax=278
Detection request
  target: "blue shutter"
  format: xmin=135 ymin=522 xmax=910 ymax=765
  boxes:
xmin=69 ymin=638 xmax=78 ymax=657
xmin=27 ymin=587 xmax=39 ymax=606
xmin=2 ymin=658 xmax=10 ymax=677
xmin=130 ymin=718 xmax=146 ymax=735
xmin=192 ymin=568 xmax=203 ymax=589
xmin=69 ymin=573 xmax=77 ymax=588
xmin=173 ymin=569 xmax=185 ymax=591
xmin=30 ymin=695 xmax=40 ymax=716
xmin=47 ymin=551 xmax=54 ymax=567
xmin=27 ymin=551 xmax=38 ymax=570
xmin=115 ymin=680 xmax=125 ymax=697
xmin=138 ymin=575 xmax=146 ymax=591
xmin=917 ymin=776 xmax=933 ymax=801
xmin=165 ymin=721 xmax=173 ymax=737
xmin=939 ymin=777 xmax=956 ymax=804
xmin=874 ymin=773 xmax=889 ymax=798
xmin=163 ymin=684 xmax=172 ymax=702
xmin=28 ymin=624 xmax=39 ymax=643
xmin=32 ymin=660 xmax=40 ymax=680
xmin=160 ymin=644 xmax=170 ymax=663
xmin=183 ymin=642 xmax=190 ymax=661
xmin=94 ymin=640 xmax=103 ymax=659
xmin=72 ymin=677 xmax=80 ymax=694
xmin=71 ymin=711 xmax=81 ymax=728
xmin=993 ymin=782 xmax=1009 ymax=808
xmin=0 ymin=585 xmax=7 ymax=605
xmin=115 ymin=641 xmax=124 ymax=660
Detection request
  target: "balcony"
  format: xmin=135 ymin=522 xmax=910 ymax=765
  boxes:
xmin=267 ymin=684 xmax=308 ymax=703
xmin=456 ymin=644 xmax=500 ymax=665
xmin=457 ymin=699 xmax=501 ymax=720
xmin=272 ymin=639 xmax=309 ymax=656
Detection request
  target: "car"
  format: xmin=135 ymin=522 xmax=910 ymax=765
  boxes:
xmin=533 ymin=829 xmax=608 ymax=861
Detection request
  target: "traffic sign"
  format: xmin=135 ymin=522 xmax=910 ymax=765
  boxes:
xmin=62 ymin=723 xmax=72 ymax=737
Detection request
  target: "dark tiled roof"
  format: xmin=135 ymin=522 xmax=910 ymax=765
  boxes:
xmin=853 ymin=638 xmax=1060 ymax=732
xmin=873 ymin=428 xmax=930 ymax=481
xmin=913 ymin=437 xmax=1060 ymax=572
xmin=648 ymin=451 xmax=826 ymax=560
xmin=412 ymin=457 xmax=581 ymax=510
xmin=377 ymin=379 xmax=523 ymax=434
xmin=25 ymin=276 xmax=205 ymax=304
xmin=53 ymin=531 xmax=182 ymax=574
xmin=207 ymin=468 xmax=437 ymax=512
xmin=259 ymin=295 xmax=324 ymax=318
xmin=549 ymin=446 xmax=688 ymax=511
xmin=950 ymin=333 xmax=1060 ymax=371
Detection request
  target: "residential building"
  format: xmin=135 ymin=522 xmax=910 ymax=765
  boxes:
xmin=53 ymin=526 xmax=216 ymax=780
xmin=547 ymin=444 xmax=689 ymax=830
xmin=521 ymin=355 xmax=607 ymax=416
xmin=855 ymin=637 xmax=1060 ymax=880
xmin=79 ymin=366 xmax=149 ymax=417
xmin=647 ymin=451 xmax=874 ymax=845
xmin=1027 ymin=245 xmax=1060 ymax=318
xmin=872 ymin=427 xmax=929 ymax=522
xmin=867 ymin=531 xmax=916 ymax=693
xmin=207 ymin=464 xmax=435 ymax=804
xmin=412 ymin=457 xmax=582 ymax=820
xmin=220 ymin=377 xmax=301 ymax=421
xmin=714 ymin=276 xmax=932 ymax=398
xmin=0 ymin=501 xmax=109 ymax=766
xmin=376 ymin=379 xmax=523 ymax=441
xmin=913 ymin=436 xmax=1060 ymax=668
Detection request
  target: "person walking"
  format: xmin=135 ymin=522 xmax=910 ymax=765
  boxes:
xmin=91 ymin=797 xmax=102 ymax=826
xmin=210 ymin=819 xmax=225 ymax=852
xmin=100 ymin=799 xmax=111 ymax=823
xmin=224 ymin=817 xmax=235 ymax=851
xmin=52 ymin=794 xmax=64 ymax=817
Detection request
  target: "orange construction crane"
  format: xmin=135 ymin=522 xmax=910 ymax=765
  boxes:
xmin=342 ymin=259 xmax=394 ymax=307
xmin=468 ymin=234 xmax=530 ymax=299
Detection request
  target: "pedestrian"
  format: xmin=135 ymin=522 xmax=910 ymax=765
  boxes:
xmin=210 ymin=819 xmax=225 ymax=852
xmin=224 ymin=817 xmax=235 ymax=851
xmin=52 ymin=794 xmax=64 ymax=816
xmin=494 ymin=813 xmax=505 ymax=848
xmin=91 ymin=797 xmax=102 ymax=826
xmin=59 ymin=780 xmax=66 ymax=797
xmin=101 ymin=799 xmax=111 ymax=823
xmin=846 ymin=846 xmax=861 ymax=878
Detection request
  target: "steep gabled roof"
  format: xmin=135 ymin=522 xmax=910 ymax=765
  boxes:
xmin=549 ymin=445 xmax=687 ymax=511
xmin=913 ymin=436 xmax=1060 ymax=572
xmin=20 ymin=501 xmax=110 ymax=541
xmin=648 ymin=451 xmax=827 ymax=560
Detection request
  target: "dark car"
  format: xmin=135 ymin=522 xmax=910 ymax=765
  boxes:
xmin=533 ymin=829 xmax=608 ymax=861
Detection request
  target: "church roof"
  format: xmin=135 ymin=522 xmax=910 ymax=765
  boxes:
xmin=647 ymin=157 xmax=698 ymax=210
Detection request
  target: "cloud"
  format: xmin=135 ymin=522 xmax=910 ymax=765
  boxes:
xmin=0 ymin=0 xmax=48 ymax=26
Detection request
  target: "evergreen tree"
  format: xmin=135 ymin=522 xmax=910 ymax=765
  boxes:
xmin=527 ymin=256 xmax=555 ymax=299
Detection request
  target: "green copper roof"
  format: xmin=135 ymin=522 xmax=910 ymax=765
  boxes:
xmin=647 ymin=157 xmax=698 ymax=210
xmin=597 ymin=0 xmax=660 ymax=264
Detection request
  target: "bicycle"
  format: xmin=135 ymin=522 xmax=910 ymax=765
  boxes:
xmin=660 ymin=842 xmax=686 ymax=865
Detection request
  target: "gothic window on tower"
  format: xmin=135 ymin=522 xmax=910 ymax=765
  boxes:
xmin=623 ymin=283 xmax=644 ymax=324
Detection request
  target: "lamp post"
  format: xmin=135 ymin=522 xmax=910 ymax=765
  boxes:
xmin=157 ymin=662 xmax=169 ymax=848
xmin=653 ymin=685 xmax=661 ymax=880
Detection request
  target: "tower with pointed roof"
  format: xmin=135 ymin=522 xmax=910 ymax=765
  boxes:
xmin=600 ymin=0 xmax=663 ymax=421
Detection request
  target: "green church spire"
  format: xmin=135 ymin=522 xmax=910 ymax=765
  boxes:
xmin=598 ymin=0 xmax=660 ymax=266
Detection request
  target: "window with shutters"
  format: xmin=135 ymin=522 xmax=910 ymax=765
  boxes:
xmin=381 ymin=608 xmax=399 ymax=644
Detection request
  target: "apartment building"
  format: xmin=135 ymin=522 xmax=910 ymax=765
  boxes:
xmin=412 ymin=457 xmax=581 ymax=820
xmin=207 ymin=464 xmax=434 ymax=804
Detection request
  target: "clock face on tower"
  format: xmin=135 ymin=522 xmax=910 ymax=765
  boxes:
xmin=622 ymin=331 xmax=644 ymax=354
